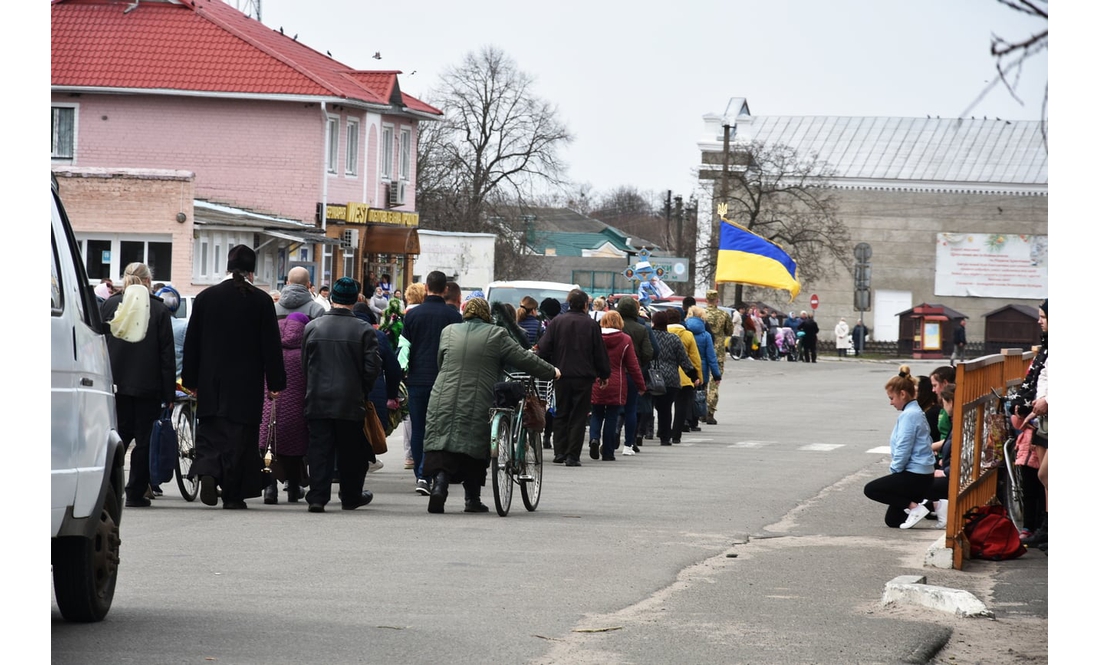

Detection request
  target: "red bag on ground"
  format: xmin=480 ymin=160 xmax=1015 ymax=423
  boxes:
xmin=963 ymin=505 xmax=1027 ymax=561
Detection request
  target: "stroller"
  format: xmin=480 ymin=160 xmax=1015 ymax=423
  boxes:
xmin=775 ymin=327 xmax=798 ymax=362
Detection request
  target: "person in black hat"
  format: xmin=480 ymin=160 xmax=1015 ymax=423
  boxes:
xmin=182 ymin=244 xmax=286 ymax=509
xmin=299 ymin=277 xmax=381 ymax=512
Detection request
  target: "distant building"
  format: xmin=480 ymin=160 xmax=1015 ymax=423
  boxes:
xmin=698 ymin=98 xmax=1047 ymax=342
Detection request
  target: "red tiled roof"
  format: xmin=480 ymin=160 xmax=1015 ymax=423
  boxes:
xmin=51 ymin=0 xmax=441 ymax=115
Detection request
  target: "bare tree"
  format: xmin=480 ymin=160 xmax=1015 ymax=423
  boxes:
xmin=415 ymin=46 xmax=573 ymax=232
xmin=705 ymin=141 xmax=849 ymax=305
xmin=961 ymin=1 xmax=1047 ymax=142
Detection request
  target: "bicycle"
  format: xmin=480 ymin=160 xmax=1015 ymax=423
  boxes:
xmin=172 ymin=387 xmax=199 ymax=502
xmin=488 ymin=371 xmax=551 ymax=516
xmin=990 ymin=387 xmax=1026 ymax=532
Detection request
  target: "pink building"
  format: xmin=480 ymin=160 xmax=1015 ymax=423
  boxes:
xmin=51 ymin=0 xmax=441 ymax=294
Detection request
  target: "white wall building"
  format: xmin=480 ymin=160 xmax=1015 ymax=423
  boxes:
xmin=415 ymin=230 xmax=496 ymax=296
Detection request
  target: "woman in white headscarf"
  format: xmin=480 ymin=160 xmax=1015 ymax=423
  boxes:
xmin=100 ymin=262 xmax=177 ymax=507
xmin=835 ymin=318 xmax=850 ymax=359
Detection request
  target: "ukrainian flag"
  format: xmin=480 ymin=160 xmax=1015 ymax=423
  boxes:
xmin=715 ymin=220 xmax=801 ymax=300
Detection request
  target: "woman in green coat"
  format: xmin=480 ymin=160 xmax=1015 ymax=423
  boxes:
xmin=423 ymin=298 xmax=559 ymax=514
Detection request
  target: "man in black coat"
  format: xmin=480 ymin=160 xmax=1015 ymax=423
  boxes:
xmin=797 ymin=310 xmax=820 ymax=363
xmin=182 ymin=245 xmax=286 ymax=509
xmin=302 ymin=278 xmax=381 ymax=512
xmin=950 ymin=319 xmax=967 ymax=367
xmin=537 ymin=289 xmax=611 ymax=466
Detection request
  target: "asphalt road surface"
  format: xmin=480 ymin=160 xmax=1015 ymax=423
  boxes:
xmin=51 ymin=356 xmax=1048 ymax=664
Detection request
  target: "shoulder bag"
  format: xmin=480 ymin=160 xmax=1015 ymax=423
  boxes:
xmin=646 ymin=358 xmax=667 ymax=396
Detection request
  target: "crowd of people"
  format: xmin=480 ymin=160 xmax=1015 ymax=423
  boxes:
xmin=862 ymin=299 xmax=1048 ymax=551
xmin=96 ymin=252 xmax=1047 ymax=543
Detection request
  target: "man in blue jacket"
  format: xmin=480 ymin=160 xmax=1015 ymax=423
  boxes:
xmin=402 ymin=271 xmax=462 ymax=493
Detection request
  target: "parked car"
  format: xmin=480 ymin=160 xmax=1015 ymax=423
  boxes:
xmin=51 ymin=175 xmax=126 ymax=622
xmin=484 ymin=280 xmax=580 ymax=311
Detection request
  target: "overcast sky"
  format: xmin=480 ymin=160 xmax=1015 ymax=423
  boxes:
xmin=250 ymin=0 xmax=1049 ymax=201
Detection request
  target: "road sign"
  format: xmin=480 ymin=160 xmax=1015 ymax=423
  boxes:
xmin=810 ymin=294 xmax=819 ymax=310
xmin=854 ymin=242 xmax=872 ymax=262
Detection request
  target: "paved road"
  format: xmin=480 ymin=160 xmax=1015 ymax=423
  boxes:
xmin=51 ymin=356 xmax=1047 ymax=664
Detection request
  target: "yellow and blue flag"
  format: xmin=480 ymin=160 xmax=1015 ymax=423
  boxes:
xmin=715 ymin=220 xmax=801 ymax=300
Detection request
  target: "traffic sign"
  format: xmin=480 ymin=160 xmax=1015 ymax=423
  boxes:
xmin=810 ymin=294 xmax=819 ymax=310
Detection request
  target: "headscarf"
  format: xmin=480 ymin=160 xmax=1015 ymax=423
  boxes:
xmin=463 ymin=297 xmax=491 ymax=323
xmin=109 ymin=283 xmax=150 ymax=343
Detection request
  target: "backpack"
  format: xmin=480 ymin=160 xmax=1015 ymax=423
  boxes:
xmin=963 ymin=505 xmax=1027 ymax=561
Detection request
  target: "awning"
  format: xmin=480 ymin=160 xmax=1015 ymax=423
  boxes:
xmin=260 ymin=229 xmax=342 ymax=247
xmin=361 ymin=225 xmax=420 ymax=255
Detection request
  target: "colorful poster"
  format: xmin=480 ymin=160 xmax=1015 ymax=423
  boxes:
xmin=934 ymin=233 xmax=1047 ymax=299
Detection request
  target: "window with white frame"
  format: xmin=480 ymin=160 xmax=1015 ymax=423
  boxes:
xmin=381 ymin=125 xmax=394 ymax=178
xmin=77 ymin=235 xmax=174 ymax=282
xmin=191 ymin=231 xmax=254 ymax=283
xmin=52 ymin=105 xmax=76 ymax=159
xmin=326 ymin=116 xmax=339 ymax=174
xmin=346 ymin=119 xmax=360 ymax=176
xmin=399 ymin=128 xmax=411 ymax=181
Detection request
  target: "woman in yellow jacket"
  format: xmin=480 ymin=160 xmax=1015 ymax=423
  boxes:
xmin=666 ymin=309 xmax=702 ymax=444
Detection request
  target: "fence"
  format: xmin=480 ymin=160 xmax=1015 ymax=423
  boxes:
xmin=944 ymin=348 xmax=1033 ymax=569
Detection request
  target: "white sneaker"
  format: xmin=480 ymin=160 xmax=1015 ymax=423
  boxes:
xmin=935 ymin=500 xmax=948 ymax=529
xmin=368 ymin=460 xmax=384 ymax=473
xmin=900 ymin=503 xmax=930 ymax=529
xmin=621 ymin=447 xmax=636 ymax=456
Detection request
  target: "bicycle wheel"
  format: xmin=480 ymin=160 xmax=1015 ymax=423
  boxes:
xmin=174 ymin=402 xmax=199 ymax=502
xmin=520 ymin=426 xmax=543 ymax=512
xmin=491 ymin=411 xmax=513 ymax=516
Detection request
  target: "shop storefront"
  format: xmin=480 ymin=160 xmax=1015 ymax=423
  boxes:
xmin=322 ymin=202 xmax=420 ymax=294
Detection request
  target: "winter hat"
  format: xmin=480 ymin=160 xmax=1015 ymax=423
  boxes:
xmin=464 ymin=289 xmax=485 ymax=302
xmin=109 ymin=284 xmax=150 ymax=343
xmin=539 ymin=297 xmax=561 ymax=319
xmin=331 ymin=277 xmax=360 ymax=305
xmin=226 ymin=244 xmax=256 ymax=272
xmin=94 ymin=283 xmax=112 ymax=300
xmin=1039 ymin=299 xmax=1047 ymax=315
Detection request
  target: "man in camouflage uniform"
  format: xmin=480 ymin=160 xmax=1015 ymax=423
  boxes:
xmin=702 ymin=289 xmax=734 ymax=425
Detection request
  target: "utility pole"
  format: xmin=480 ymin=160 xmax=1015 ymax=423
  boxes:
xmin=674 ymin=195 xmax=684 ymax=295
xmin=719 ymin=124 xmax=731 ymax=303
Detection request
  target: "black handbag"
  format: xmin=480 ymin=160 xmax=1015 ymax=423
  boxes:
xmin=149 ymin=405 xmax=177 ymax=485
xmin=646 ymin=359 xmax=667 ymax=396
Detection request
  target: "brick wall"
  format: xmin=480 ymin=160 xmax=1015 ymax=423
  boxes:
xmin=53 ymin=168 xmax=198 ymax=294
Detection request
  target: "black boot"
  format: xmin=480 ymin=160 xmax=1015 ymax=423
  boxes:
xmin=463 ymin=481 xmax=490 ymax=513
xmin=263 ymin=478 xmax=278 ymax=505
xmin=428 ymin=471 xmax=449 ymax=514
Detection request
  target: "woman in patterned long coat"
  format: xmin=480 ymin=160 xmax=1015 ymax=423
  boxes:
xmin=259 ymin=312 xmax=310 ymax=503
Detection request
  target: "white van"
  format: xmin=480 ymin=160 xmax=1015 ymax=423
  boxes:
xmin=484 ymin=280 xmax=580 ymax=312
xmin=51 ymin=176 xmax=125 ymax=622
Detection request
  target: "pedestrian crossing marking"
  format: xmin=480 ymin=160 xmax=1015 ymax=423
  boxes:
xmin=866 ymin=446 xmax=892 ymax=454
xmin=799 ymin=443 xmax=845 ymax=452
xmin=729 ymin=441 xmax=775 ymax=448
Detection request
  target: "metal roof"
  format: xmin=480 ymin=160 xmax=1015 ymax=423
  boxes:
xmin=735 ymin=116 xmax=1047 ymax=185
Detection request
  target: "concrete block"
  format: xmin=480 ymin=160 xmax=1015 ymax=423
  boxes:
xmin=924 ymin=533 xmax=954 ymax=569
xmin=882 ymin=575 xmax=993 ymax=618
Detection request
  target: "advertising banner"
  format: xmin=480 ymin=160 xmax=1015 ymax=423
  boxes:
xmin=934 ymin=233 xmax=1047 ymax=299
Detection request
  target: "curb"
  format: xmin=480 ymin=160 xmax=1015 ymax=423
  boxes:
xmin=881 ymin=574 xmax=993 ymax=618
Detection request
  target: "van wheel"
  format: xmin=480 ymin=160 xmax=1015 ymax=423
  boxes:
xmin=53 ymin=484 xmax=121 ymax=622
